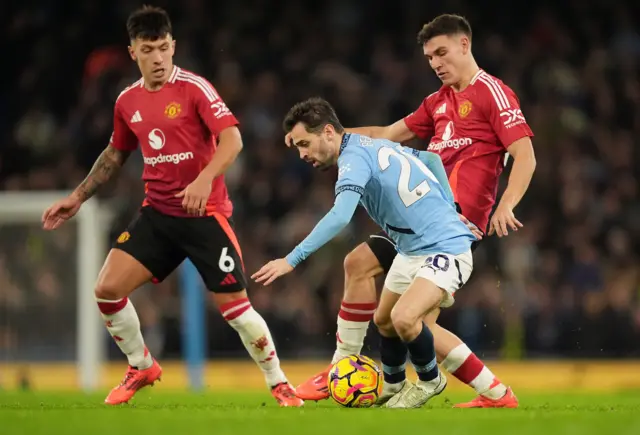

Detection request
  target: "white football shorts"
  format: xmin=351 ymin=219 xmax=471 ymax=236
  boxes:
xmin=383 ymin=249 xmax=473 ymax=308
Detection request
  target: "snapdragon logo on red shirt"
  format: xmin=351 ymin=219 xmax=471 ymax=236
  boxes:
xmin=428 ymin=121 xmax=472 ymax=152
xmin=143 ymin=128 xmax=194 ymax=166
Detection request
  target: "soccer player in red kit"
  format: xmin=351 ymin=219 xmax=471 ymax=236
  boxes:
xmin=295 ymin=15 xmax=535 ymax=408
xmin=41 ymin=6 xmax=302 ymax=407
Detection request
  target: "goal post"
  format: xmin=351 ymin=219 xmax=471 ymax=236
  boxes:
xmin=0 ymin=191 xmax=111 ymax=391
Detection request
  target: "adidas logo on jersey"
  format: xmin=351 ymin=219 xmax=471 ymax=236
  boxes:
xmin=131 ymin=111 xmax=143 ymax=123
xmin=435 ymin=103 xmax=447 ymax=115
xmin=221 ymin=273 xmax=237 ymax=286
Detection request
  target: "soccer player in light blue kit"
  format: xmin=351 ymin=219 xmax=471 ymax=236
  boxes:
xmin=253 ymin=97 xmax=476 ymax=408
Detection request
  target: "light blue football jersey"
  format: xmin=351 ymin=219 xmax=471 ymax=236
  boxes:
xmin=335 ymin=133 xmax=475 ymax=256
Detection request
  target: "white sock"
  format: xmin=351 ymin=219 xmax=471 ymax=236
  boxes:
xmin=331 ymin=301 xmax=377 ymax=364
xmin=97 ymin=297 xmax=153 ymax=369
xmin=221 ymin=298 xmax=287 ymax=388
xmin=441 ymin=343 xmax=507 ymax=399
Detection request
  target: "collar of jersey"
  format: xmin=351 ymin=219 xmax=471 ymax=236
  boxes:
xmin=339 ymin=133 xmax=351 ymax=155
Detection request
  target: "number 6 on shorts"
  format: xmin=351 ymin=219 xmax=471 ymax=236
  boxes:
xmin=219 ymin=247 xmax=235 ymax=273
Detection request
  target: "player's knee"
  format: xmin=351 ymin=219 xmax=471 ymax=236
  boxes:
xmin=390 ymin=306 xmax=418 ymax=338
xmin=344 ymin=248 xmax=368 ymax=279
xmin=94 ymin=280 xmax=127 ymax=301
xmin=344 ymin=244 xmax=381 ymax=281
xmin=214 ymin=290 xmax=259 ymax=328
xmin=373 ymin=309 xmax=394 ymax=335
xmin=211 ymin=290 xmax=249 ymax=313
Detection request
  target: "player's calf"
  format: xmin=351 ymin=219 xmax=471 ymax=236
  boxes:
xmin=441 ymin=340 xmax=512 ymax=405
xmin=331 ymin=244 xmax=381 ymax=363
xmin=425 ymin=313 xmax=511 ymax=403
xmin=377 ymin=332 xmax=409 ymax=405
xmin=373 ymin=290 xmax=408 ymax=403
xmin=296 ymin=242 xmax=385 ymax=401
xmin=97 ymin=296 xmax=153 ymax=370
xmin=94 ymin=250 xmax=161 ymax=405
xmin=390 ymin=280 xmax=446 ymax=396
xmin=215 ymin=290 xmax=303 ymax=406
xmin=95 ymin=249 xmax=155 ymax=371
xmin=216 ymin=290 xmax=287 ymax=387
xmin=383 ymin=286 xmax=448 ymax=410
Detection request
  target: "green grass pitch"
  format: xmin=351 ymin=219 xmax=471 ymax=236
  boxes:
xmin=2 ymin=390 xmax=640 ymax=435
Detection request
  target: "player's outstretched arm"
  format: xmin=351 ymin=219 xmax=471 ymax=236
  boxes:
xmin=346 ymin=119 xmax=416 ymax=143
xmin=285 ymin=119 xmax=417 ymax=148
xmin=42 ymin=145 xmax=131 ymax=230
xmin=335 ymin=96 xmax=434 ymax=147
xmin=286 ymin=119 xmax=416 ymax=147
xmin=489 ymin=137 xmax=536 ymax=237
xmin=252 ymin=190 xmax=361 ymax=286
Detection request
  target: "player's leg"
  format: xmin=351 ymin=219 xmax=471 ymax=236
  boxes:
xmin=332 ymin=241 xmax=383 ymax=361
xmin=428 ymin=314 xmax=517 ymax=407
xmin=372 ymin=287 xmax=409 ymax=404
xmin=100 ymin=208 xmax=185 ymax=405
xmin=423 ymin=241 xmax=516 ymax=407
xmin=383 ymin=283 xmax=445 ymax=408
xmin=96 ymin=250 xmax=154 ymax=369
xmin=211 ymin=289 xmax=301 ymax=406
xmin=372 ymin=252 xmax=423 ymax=405
xmin=385 ymin=252 xmax=475 ymax=408
xmin=183 ymin=213 xmax=302 ymax=407
xmin=296 ymin=232 xmax=394 ymax=400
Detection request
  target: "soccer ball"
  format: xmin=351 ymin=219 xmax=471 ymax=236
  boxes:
xmin=327 ymin=355 xmax=383 ymax=408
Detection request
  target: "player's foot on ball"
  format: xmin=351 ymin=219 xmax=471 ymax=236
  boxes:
xmin=271 ymin=382 xmax=304 ymax=407
xmin=104 ymin=359 xmax=162 ymax=405
xmin=295 ymin=365 xmax=331 ymax=401
xmin=385 ymin=372 xmax=447 ymax=409
xmin=453 ymin=386 xmax=519 ymax=408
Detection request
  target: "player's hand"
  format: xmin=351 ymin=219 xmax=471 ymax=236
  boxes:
xmin=488 ymin=204 xmax=523 ymax=237
xmin=252 ymin=258 xmax=293 ymax=286
xmin=459 ymin=214 xmax=483 ymax=241
xmin=175 ymin=176 xmax=212 ymax=216
xmin=42 ymin=194 xmax=83 ymax=230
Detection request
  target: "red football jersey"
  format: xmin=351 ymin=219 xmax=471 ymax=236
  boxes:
xmin=109 ymin=66 xmax=239 ymax=218
xmin=404 ymin=70 xmax=533 ymax=232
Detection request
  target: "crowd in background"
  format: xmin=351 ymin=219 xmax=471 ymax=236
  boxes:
xmin=1 ymin=0 xmax=639 ymax=362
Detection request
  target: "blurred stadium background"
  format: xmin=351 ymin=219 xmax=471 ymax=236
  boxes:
xmin=1 ymin=0 xmax=639 ymax=391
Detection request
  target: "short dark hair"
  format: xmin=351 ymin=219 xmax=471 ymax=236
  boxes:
xmin=283 ymin=97 xmax=344 ymax=135
xmin=417 ymin=14 xmax=472 ymax=45
xmin=126 ymin=5 xmax=172 ymax=41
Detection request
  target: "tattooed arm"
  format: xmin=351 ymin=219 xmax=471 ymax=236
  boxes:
xmin=42 ymin=144 xmax=132 ymax=230
xmin=43 ymin=97 xmax=139 ymax=230
xmin=73 ymin=145 xmax=132 ymax=202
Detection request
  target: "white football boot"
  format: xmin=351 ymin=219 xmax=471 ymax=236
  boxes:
xmin=384 ymin=371 xmax=447 ymax=409
xmin=375 ymin=379 xmax=412 ymax=407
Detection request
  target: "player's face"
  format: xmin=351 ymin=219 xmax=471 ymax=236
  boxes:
xmin=288 ymin=123 xmax=339 ymax=171
xmin=129 ymin=34 xmax=176 ymax=85
xmin=423 ymin=34 xmax=470 ymax=86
